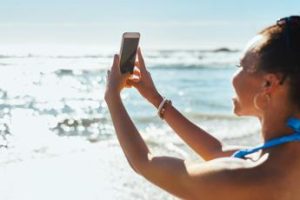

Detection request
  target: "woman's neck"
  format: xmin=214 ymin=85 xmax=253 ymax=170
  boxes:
xmin=260 ymin=108 xmax=300 ymax=141
xmin=260 ymin=116 xmax=293 ymax=141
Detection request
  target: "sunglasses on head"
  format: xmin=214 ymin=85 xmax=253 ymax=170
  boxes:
xmin=276 ymin=16 xmax=300 ymax=52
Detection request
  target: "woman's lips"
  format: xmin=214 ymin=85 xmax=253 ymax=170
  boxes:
xmin=232 ymin=97 xmax=238 ymax=104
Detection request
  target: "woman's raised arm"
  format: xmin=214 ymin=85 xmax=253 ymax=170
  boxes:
xmin=127 ymin=49 xmax=239 ymax=160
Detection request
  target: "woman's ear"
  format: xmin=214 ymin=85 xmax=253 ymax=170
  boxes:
xmin=262 ymin=73 xmax=282 ymax=93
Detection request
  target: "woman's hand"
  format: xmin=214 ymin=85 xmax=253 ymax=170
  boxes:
xmin=127 ymin=48 xmax=163 ymax=107
xmin=104 ymin=54 xmax=131 ymax=101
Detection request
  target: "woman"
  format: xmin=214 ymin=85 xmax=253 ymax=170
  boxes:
xmin=105 ymin=16 xmax=300 ymax=199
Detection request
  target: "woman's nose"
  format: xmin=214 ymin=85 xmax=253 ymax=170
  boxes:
xmin=231 ymin=70 xmax=240 ymax=87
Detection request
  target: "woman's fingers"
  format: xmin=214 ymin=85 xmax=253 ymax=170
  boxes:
xmin=129 ymin=74 xmax=140 ymax=81
xmin=133 ymin=66 xmax=141 ymax=75
xmin=129 ymin=67 xmax=140 ymax=80
xmin=137 ymin=48 xmax=147 ymax=73
xmin=119 ymin=49 xmax=146 ymax=89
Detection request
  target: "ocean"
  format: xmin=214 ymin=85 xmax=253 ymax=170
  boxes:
xmin=0 ymin=47 xmax=262 ymax=200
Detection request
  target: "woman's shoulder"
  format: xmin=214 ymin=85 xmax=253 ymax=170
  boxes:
xmin=172 ymin=153 xmax=289 ymax=200
xmin=184 ymin=154 xmax=283 ymax=199
xmin=186 ymin=153 xmax=275 ymax=185
xmin=191 ymin=152 xmax=268 ymax=169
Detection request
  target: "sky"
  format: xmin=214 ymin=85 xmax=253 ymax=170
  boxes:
xmin=0 ymin=0 xmax=299 ymax=51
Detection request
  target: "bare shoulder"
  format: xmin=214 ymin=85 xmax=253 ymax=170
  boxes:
xmin=183 ymin=154 xmax=275 ymax=199
xmin=188 ymin=153 xmax=268 ymax=174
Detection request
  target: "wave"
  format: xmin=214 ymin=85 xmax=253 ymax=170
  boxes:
xmin=0 ymin=47 xmax=240 ymax=59
xmin=155 ymin=47 xmax=239 ymax=53
xmin=180 ymin=112 xmax=241 ymax=121
xmin=48 ymin=62 xmax=235 ymax=74
xmin=148 ymin=63 xmax=235 ymax=70
xmin=53 ymin=55 xmax=107 ymax=59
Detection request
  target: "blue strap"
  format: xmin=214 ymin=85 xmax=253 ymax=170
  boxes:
xmin=232 ymin=117 xmax=300 ymax=159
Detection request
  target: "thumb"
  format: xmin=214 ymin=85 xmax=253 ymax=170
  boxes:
xmin=111 ymin=54 xmax=120 ymax=73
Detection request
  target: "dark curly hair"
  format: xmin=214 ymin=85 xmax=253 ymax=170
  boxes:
xmin=256 ymin=16 xmax=300 ymax=109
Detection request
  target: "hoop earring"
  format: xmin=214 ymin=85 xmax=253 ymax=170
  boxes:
xmin=254 ymin=93 xmax=271 ymax=111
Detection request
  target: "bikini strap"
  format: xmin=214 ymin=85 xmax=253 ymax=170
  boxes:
xmin=232 ymin=117 xmax=300 ymax=159
xmin=287 ymin=117 xmax=300 ymax=133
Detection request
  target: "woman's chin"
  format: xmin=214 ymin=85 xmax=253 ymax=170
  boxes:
xmin=232 ymin=98 xmax=258 ymax=117
xmin=233 ymin=109 xmax=243 ymax=116
xmin=232 ymin=98 xmax=242 ymax=116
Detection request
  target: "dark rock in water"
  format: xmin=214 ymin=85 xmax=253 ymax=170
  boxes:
xmin=213 ymin=48 xmax=238 ymax=53
xmin=55 ymin=69 xmax=74 ymax=76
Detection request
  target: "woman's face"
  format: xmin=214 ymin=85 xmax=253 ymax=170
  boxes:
xmin=232 ymin=35 xmax=266 ymax=116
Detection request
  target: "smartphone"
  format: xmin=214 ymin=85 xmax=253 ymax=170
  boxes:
xmin=119 ymin=32 xmax=140 ymax=74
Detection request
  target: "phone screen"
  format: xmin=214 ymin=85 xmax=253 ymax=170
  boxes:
xmin=120 ymin=38 xmax=139 ymax=74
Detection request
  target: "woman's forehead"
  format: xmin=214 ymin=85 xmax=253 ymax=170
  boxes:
xmin=239 ymin=52 xmax=260 ymax=72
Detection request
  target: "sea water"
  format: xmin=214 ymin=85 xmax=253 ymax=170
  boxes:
xmin=0 ymin=47 xmax=262 ymax=200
